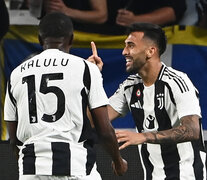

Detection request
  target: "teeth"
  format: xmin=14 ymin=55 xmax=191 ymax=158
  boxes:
xmin=126 ymin=59 xmax=131 ymax=62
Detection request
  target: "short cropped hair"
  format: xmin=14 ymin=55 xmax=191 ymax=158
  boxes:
xmin=39 ymin=12 xmax=73 ymax=39
xmin=127 ymin=23 xmax=167 ymax=56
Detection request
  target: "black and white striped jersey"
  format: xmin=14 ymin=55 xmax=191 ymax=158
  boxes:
xmin=4 ymin=49 xmax=109 ymax=176
xmin=110 ymin=63 xmax=206 ymax=180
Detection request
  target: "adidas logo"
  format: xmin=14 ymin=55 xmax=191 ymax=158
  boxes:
xmin=131 ymin=101 xmax=142 ymax=109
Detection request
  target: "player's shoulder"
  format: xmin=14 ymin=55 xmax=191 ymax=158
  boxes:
xmin=124 ymin=74 xmax=142 ymax=85
xmin=118 ymin=74 xmax=142 ymax=91
xmin=160 ymin=64 xmax=192 ymax=93
xmin=160 ymin=65 xmax=188 ymax=82
xmin=61 ymin=52 xmax=101 ymax=74
xmin=61 ymin=51 xmax=85 ymax=62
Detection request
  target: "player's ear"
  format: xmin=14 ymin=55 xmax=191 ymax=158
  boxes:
xmin=146 ymin=46 xmax=156 ymax=59
xmin=38 ymin=35 xmax=43 ymax=46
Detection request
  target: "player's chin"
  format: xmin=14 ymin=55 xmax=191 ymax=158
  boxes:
xmin=126 ymin=67 xmax=134 ymax=74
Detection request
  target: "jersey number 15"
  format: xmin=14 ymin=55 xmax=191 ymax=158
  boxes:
xmin=22 ymin=73 xmax=65 ymax=123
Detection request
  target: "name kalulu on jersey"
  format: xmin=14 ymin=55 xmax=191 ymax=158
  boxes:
xmin=21 ymin=58 xmax=70 ymax=72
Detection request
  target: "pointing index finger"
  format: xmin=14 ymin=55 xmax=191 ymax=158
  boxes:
xmin=91 ymin=41 xmax=98 ymax=56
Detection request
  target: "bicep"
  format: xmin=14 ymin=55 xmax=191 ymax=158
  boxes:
xmin=90 ymin=106 xmax=112 ymax=134
xmin=107 ymin=105 xmax=121 ymax=121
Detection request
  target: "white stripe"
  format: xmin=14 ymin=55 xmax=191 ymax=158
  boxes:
xmin=137 ymin=145 xmax=147 ymax=180
xmin=71 ymin=143 xmax=87 ymax=175
xmin=177 ymin=142 xmax=195 ymax=179
xmin=200 ymin=151 xmax=207 ymax=179
xmin=35 ymin=143 xmax=52 ymax=175
xmin=147 ymin=144 xmax=166 ymax=180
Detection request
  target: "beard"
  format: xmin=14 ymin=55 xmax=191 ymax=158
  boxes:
xmin=126 ymin=58 xmax=147 ymax=74
xmin=126 ymin=65 xmax=137 ymax=74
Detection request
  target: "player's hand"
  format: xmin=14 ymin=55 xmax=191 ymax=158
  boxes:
xmin=87 ymin=41 xmax=103 ymax=71
xmin=116 ymin=9 xmax=135 ymax=26
xmin=112 ymin=158 xmax=128 ymax=176
xmin=44 ymin=0 xmax=68 ymax=14
xmin=115 ymin=129 xmax=145 ymax=150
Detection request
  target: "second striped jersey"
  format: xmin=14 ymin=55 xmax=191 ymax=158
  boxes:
xmin=109 ymin=63 xmax=206 ymax=180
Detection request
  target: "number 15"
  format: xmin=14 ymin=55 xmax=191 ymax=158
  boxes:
xmin=22 ymin=73 xmax=65 ymax=123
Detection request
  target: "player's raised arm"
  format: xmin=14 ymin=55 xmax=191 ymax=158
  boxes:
xmin=87 ymin=41 xmax=103 ymax=71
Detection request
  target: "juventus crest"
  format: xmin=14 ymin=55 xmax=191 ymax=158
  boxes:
xmin=156 ymin=93 xmax=164 ymax=110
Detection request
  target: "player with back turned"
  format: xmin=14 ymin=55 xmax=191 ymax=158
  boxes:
xmin=4 ymin=12 xmax=127 ymax=180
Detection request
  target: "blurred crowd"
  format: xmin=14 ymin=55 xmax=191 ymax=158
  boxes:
xmin=1 ymin=0 xmax=207 ymax=38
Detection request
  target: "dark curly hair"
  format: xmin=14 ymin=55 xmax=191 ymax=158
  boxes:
xmin=39 ymin=12 xmax=73 ymax=40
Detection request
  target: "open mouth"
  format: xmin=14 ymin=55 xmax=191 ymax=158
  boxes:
xmin=126 ymin=58 xmax=132 ymax=66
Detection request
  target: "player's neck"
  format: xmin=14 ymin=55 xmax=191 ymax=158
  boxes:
xmin=140 ymin=60 xmax=162 ymax=87
xmin=43 ymin=37 xmax=70 ymax=53
xmin=44 ymin=44 xmax=68 ymax=52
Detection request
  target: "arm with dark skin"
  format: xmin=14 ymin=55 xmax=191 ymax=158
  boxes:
xmin=6 ymin=121 xmax=20 ymax=159
xmin=116 ymin=115 xmax=200 ymax=150
xmin=90 ymin=106 xmax=127 ymax=176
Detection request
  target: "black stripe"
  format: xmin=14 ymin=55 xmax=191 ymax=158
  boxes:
xmin=22 ymin=143 xmax=36 ymax=174
xmin=52 ymin=142 xmax=70 ymax=175
xmin=84 ymin=138 xmax=96 ymax=175
xmin=164 ymin=71 xmax=184 ymax=93
xmin=79 ymin=60 xmax=93 ymax=142
xmin=141 ymin=144 xmax=153 ymax=180
xmin=173 ymin=77 xmax=184 ymax=93
xmin=127 ymin=75 xmax=141 ymax=81
xmin=124 ymin=84 xmax=135 ymax=91
xmin=81 ymin=61 xmax=97 ymax=175
xmin=154 ymin=80 xmax=172 ymax=131
xmin=192 ymin=140 xmax=205 ymax=180
xmin=154 ymin=80 xmax=180 ymax=179
xmin=83 ymin=61 xmax=91 ymax=91
xmin=171 ymin=74 xmax=188 ymax=92
xmin=164 ymin=68 xmax=189 ymax=93
xmin=160 ymin=144 xmax=180 ymax=180
xmin=157 ymin=64 xmax=165 ymax=80
xmin=79 ymin=88 xmax=94 ymax=142
xmin=164 ymin=68 xmax=188 ymax=89
xmin=192 ymin=118 xmax=206 ymax=179
xmin=130 ymin=83 xmax=144 ymax=132
xmin=165 ymin=82 xmax=176 ymax=105
xmin=80 ymin=84 xmax=97 ymax=175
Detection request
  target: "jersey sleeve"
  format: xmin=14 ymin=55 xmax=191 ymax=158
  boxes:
xmin=4 ymin=80 xmax=17 ymax=121
xmin=172 ymin=73 xmax=201 ymax=119
xmin=87 ymin=63 xmax=109 ymax=109
xmin=109 ymin=81 xmax=130 ymax=117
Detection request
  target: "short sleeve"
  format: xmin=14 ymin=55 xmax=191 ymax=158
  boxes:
xmin=109 ymin=81 xmax=130 ymax=117
xmin=172 ymin=73 xmax=201 ymax=119
xmin=87 ymin=63 xmax=109 ymax=109
xmin=4 ymin=81 xmax=17 ymax=121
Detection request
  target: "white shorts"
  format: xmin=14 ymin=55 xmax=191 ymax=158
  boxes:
xmin=19 ymin=164 xmax=102 ymax=180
